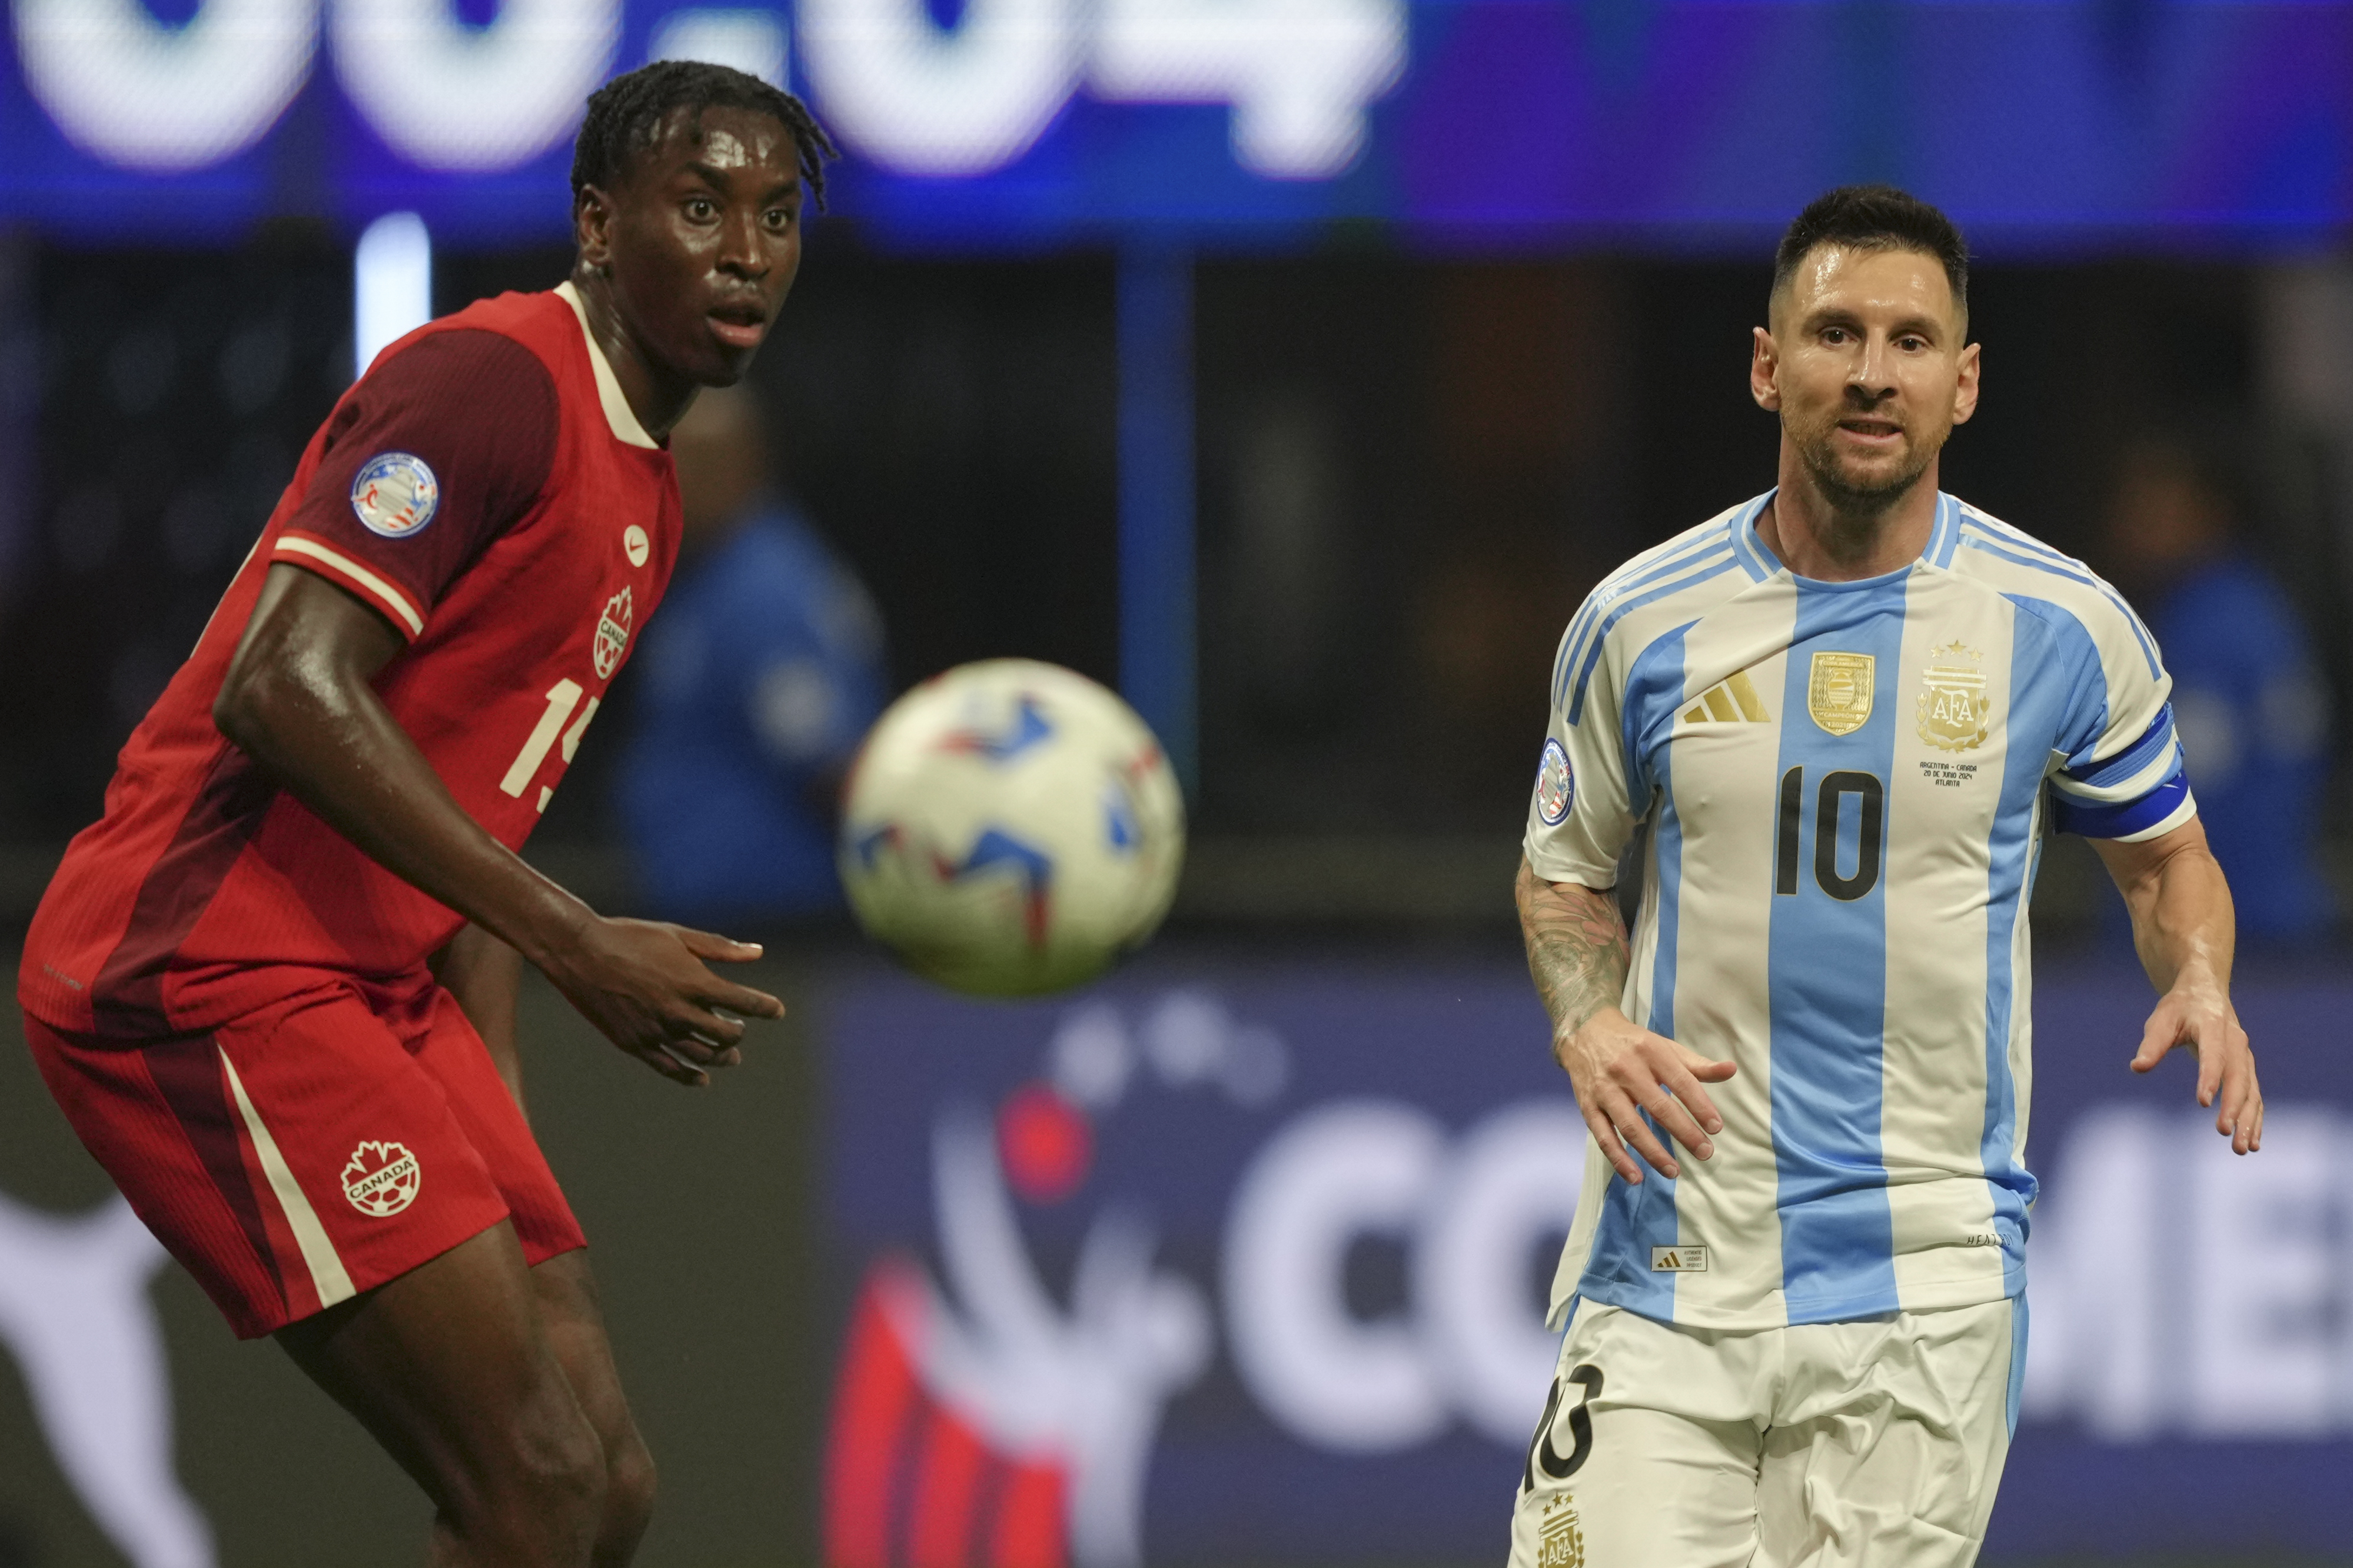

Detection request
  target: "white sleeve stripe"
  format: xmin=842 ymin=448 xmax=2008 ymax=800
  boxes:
xmin=2049 ymin=738 xmax=2181 ymax=803
xmin=2113 ymin=791 xmax=2198 ymax=843
xmin=274 ymin=535 xmax=427 ymax=636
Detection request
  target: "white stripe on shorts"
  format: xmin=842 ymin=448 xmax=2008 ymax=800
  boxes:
xmin=217 ymin=1047 xmax=356 ymax=1310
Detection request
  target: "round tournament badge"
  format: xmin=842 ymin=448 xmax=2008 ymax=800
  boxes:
xmin=350 ymin=451 xmax=440 ymax=538
xmin=1535 ymin=738 xmax=1574 ymax=825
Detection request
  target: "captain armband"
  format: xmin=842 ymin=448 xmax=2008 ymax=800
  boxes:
xmin=2049 ymin=765 xmax=2194 ymax=841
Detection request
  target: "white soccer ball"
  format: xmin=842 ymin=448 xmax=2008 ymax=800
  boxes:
xmin=839 ymin=660 xmax=1186 ymax=997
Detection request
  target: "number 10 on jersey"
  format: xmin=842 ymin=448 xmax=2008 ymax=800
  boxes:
xmin=1775 ymin=766 xmax=1885 ymax=901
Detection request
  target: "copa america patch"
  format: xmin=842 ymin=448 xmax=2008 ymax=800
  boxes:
xmin=1535 ymin=738 xmax=1574 ymax=825
xmin=350 ymin=451 xmax=440 ymax=538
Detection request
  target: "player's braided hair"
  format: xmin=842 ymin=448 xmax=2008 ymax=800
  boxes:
xmin=571 ymin=59 xmax=838 ymax=215
xmin=1773 ymin=185 xmax=1969 ymax=321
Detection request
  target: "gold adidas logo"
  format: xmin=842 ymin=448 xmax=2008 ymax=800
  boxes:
xmin=1681 ymin=670 xmax=1770 ymax=724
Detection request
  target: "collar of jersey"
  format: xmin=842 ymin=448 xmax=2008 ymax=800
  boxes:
xmin=554 ymin=281 xmax=660 ymax=450
xmin=1737 ymin=486 xmax=1958 ymax=588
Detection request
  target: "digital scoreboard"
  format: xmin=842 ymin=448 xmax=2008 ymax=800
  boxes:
xmin=3 ymin=1 xmax=2348 ymax=249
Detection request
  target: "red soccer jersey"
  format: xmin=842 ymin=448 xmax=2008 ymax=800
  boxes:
xmin=21 ymin=285 xmax=680 ymax=1038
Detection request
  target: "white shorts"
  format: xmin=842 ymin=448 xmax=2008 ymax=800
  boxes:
xmin=1507 ymin=1295 xmax=2025 ymax=1568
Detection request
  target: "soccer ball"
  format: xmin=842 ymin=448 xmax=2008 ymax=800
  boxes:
xmin=839 ymin=660 xmax=1186 ymax=997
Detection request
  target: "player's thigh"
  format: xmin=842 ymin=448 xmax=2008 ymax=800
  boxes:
xmin=1508 ymin=1306 xmax=1765 ymax=1568
xmin=277 ymin=1220 xmax=599 ymax=1512
xmin=1756 ymin=1298 xmax=2020 ymax=1568
xmin=1511 ymin=1403 xmax=1760 ymax=1568
xmin=417 ymin=998 xmax=648 ymax=1499
xmin=416 ymin=988 xmax=587 ymax=1269
xmin=532 ymin=1249 xmax=649 ymax=1477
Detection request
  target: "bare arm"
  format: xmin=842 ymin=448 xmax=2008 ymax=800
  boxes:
xmin=431 ymin=924 xmax=527 ymax=1113
xmin=216 ymin=565 xmax=780 ymax=1086
xmin=2090 ymin=817 xmax=2262 ymax=1153
xmin=1517 ymin=857 xmax=1734 ymax=1183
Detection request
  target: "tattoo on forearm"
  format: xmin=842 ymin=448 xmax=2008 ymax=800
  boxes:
xmin=1520 ymin=874 xmax=1630 ymax=1037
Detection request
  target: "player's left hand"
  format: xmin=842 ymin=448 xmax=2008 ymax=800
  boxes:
xmin=536 ymin=914 xmax=786 ymax=1087
xmin=2131 ymin=973 xmax=2261 ymax=1154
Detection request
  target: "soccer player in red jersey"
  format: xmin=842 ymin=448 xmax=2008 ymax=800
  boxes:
xmin=17 ymin=62 xmax=834 ymax=1566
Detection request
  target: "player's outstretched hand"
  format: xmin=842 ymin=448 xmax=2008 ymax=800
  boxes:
xmin=538 ymin=916 xmax=786 ymax=1087
xmin=1555 ymin=1008 xmax=1736 ymax=1183
xmin=2132 ymin=978 xmax=2262 ymax=1154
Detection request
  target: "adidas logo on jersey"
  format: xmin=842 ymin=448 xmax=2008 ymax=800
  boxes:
xmin=1650 ymin=1245 xmax=1709 ymax=1272
xmin=1680 ymin=670 xmax=1770 ymax=725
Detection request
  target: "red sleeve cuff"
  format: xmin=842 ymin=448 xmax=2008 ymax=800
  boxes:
xmin=272 ymin=531 xmax=428 ymax=639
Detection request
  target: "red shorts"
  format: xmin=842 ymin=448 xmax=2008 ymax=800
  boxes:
xmin=22 ymin=980 xmax=585 ymax=1338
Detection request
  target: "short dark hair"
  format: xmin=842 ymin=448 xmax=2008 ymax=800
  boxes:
xmin=1772 ymin=185 xmax=1969 ymax=321
xmin=571 ymin=59 xmax=838 ymax=215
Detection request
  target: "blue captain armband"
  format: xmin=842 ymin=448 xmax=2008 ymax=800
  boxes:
xmin=2065 ymin=705 xmax=2178 ymax=790
xmin=2049 ymin=703 xmax=2195 ymax=839
xmin=2050 ymin=764 xmax=2195 ymax=840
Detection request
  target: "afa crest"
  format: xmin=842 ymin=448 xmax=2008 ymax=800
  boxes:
xmin=1807 ymin=651 xmax=1875 ymax=737
xmin=1917 ymin=641 xmax=1992 ymax=751
xmin=1537 ymin=1493 xmax=1586 ymax=1568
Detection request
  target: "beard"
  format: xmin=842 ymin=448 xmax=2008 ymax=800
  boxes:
xmin=1789 ymin=412 xmax=1942 ymax=515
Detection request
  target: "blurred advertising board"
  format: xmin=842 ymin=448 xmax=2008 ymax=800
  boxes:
xmin=2004 ymin=973 xmax=2353 ymax=1562
xmin=3 ymin=2 xmax=2349 ymax=247
xmin=4 ymin=953 xmax=2352 ymax=1563
xmin=820 ymin=960 xmax=2353 ymax=1567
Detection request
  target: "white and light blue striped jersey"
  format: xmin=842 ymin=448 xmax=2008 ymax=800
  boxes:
xmin=1526 ymin=490 xmax=2191 ymax=1333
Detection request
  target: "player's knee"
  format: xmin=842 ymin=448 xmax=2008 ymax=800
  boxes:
xmin=470 ymin=1395 xmax=607 ymax=1559
xmin=521 ymin=1403 xmax=609 ymax=1516
xmin=600 ymin=1426 xmax=657 ymax=1550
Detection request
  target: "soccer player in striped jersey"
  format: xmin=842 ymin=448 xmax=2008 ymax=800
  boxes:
xmin=1509 ymin=187 xmax=2262 ymax=1568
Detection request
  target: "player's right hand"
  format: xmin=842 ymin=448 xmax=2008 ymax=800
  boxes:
xmin=1554 ymin=1008 xmax=1735 ymax=1183
xmin=537 ymin=916 xmax=786 ymax=1087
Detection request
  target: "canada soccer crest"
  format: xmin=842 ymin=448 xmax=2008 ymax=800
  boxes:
xmin=341 ymin=1141 xmax=421 ymax=1217
xmin=593 ymin=587 xmax=634 ymax=678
